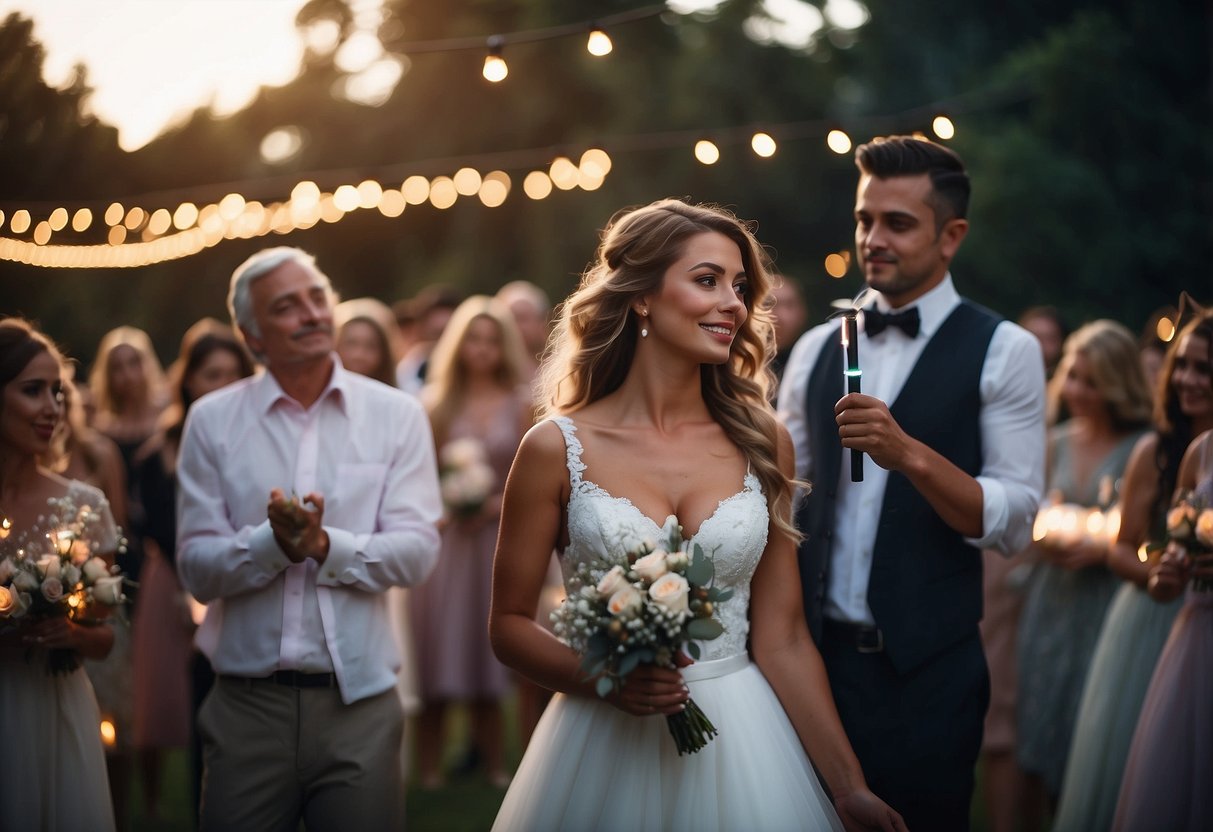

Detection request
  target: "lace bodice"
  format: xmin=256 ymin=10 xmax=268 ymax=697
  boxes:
xmin=552 ymin=416 xmax=768 ymax=661
xmin=0 ymin=481 xmax=119 ymax=562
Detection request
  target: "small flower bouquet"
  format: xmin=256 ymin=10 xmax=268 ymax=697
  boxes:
xmin=550 ymin=515 xmax=734 ymax=755
xmin=438 ymin=438 xmax=496 ymax=519
xmin=1162 ymin=489 xmax=1213 ymax=592
xmin=0 ymin=502 xmax=129 ymax=674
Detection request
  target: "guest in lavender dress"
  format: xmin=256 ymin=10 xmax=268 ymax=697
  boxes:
xmin=1113 ymin=314 xmax=1213 ymax=832
xmin=410 ymin=296 xmax=533 ymax=789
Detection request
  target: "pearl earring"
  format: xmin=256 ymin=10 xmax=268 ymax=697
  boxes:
xmin=639 ymin=309 xmax=648 ymax=338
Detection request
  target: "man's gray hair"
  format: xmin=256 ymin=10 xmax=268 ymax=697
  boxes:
xmin=227 ymin=247 xmax=330 ymax=338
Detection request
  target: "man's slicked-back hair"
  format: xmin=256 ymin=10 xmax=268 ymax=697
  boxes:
xmin=855 ymin=136 xmax=970 ymax=229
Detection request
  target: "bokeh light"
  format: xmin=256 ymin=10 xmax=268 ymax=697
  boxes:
xmin=694 ymin=140 xmax=720 ymax=165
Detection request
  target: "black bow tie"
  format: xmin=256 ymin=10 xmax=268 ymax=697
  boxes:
xmin=863 ymin=305 xmax=921 ymax=338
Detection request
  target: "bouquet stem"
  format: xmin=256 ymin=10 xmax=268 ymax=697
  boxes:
xmin=666 ymin=697 xmax=717 ymax=755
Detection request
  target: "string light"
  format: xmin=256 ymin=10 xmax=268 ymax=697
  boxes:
xmin=548 ymin=157 xmax=579 ymax=190
xmin=452 ymin=167 xmax=482 ymax=196
xmin=428 ymin=176 xmax=458 ymax=209
xmin=824 ymin=251 xmax=850 ymax=278
xmin=401 ymin=175 xmax=430 ymax=205
xmin=48 ymin=207 xmax=68 ymax=232
xmin=751 ymin=132 xmax=777 ymax=157
xmin=587 ymin=26 xmax=613 ymax=57
xmin=71 ymin=208 xmax=92 ymax=233
xmin=104 ymin=203 xmax=123 ymax=226
xmin=1156 ymin=316 xmax=1176 ymax=342
xmin=11 ymin=210 xmax=31 ymax=234
xmin=523 ymin=171 xmax=553 ymax=200
xmin=482 ymin=37 xmax=508 ymax=83
xmin=826 ymin=129 xmax=852 ymax=155
xmin=694 ymin=140 xmax=720 ymax=165
xmin=932 ymin=115 xmax=955 ymax=140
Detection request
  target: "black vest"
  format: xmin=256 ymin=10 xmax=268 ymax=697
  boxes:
xmin=795 ymin=300 xmax=1001 ymax=674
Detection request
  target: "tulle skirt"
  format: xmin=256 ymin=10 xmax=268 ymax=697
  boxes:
xmin=1112 ymin=589 xmax=1213 ymax=832
xmin=1052 ymin=582 xmax=1182 ymax=832
xmin=492 ymin=653 xmax=844 ymax=832
xmin=0 ymin=655 xmax=116 ymax=832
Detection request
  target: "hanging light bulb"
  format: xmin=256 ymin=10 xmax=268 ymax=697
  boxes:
xmin=932 ymin=114 xmax=956 ymax=140
xmin=586 ymin=26 xmax=613 ymax=57
xmin=483 ymin=36 xmax=508 ymax=83
xmin=826 ymin=129 xmax=852 ymax=155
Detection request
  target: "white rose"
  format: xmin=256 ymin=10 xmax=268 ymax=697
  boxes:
xmin=0 ymin=585 xmax=14 ymax=617
xmin=93 ymin=576 xmax=125 ymax=606
xmin=12 ymin=568 xmax=40 ymax=594
xmin=0 ymin=558 xmax=15 ymax=584
xmin=633 ymin=550 xmax=670 ymax=583
xmin=441 ymin=438 xmax=485 ymax=470
xmin=41 ymin=576 xmax=64 ymax=603
xmin=82 ymin=558 xmax=109 ymax=583
xmin=665 ymin=550 xmax=689 ymax=572
xmin=36 ymin=555 xmax=61 ymax=580
xmin=1167 ymin=505 xmax=1195 ymax=539
xmin=1195 ymin=509 xmax=1213 ymax=548
xmin=596 ymin=565 xmax=628 ymax=599
xmin=607 ymin=585 xmax=642 ymax=617
xmin=648 ymin=572 xmax=690 ymax=614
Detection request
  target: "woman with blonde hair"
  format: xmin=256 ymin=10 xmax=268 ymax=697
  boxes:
xmin=489 ymin=199 xmax=904 ymax=831
xmin=410 ymin=296 xmax=534 ymax=789
xmin=88 ymin=326 xmax=166 ymax=477
xmin=1016 ymin=319 xmax=1153 ymax=826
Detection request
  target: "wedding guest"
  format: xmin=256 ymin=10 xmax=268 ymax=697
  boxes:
xmin=334 ymin=297 xmax=423 ymax=783
xmin=88 ymin=325 xmax=167 ymax=488
xmin=1016 ymin=321 xmax=1151 ymax=826
xmin=769 ymin=274 xmax=808 ymax=384
xmin=411 ymin=296 xmax=533 ymax=789
xmin=1053 ymin=307 xmax=1213 ymax=832
xmin=130 ymin=319 xmax=254 ymax=822
xmin=1111 ymin=304 xmax=1213 ymax=832
xmin=335 ymin=297 xmax=402 ymax=388
xmin=0 ymin=318 xmax=121 ymax=831
xmin=1018 ymin=306 xmax=1068 ymax=379
xmin=491 ymin=198 xmax=904 ymax=830
xmin=977 ymin=304 xmax=1068 ymax=832
xmin=395 ymin=284 xmax=463 ymax=393
xmin=495 ymin=280 xmax=551 ymax=371
xmin=778 ymin=135 xmax=1047 ymax=831
xmin=51 ymin=377 xmax=129 ymax=530
xmin=176 ymin=247 xmax=442 ymax=831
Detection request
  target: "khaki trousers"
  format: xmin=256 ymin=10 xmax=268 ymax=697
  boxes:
xmin=198 ymin=677 xmax=404 ymax=832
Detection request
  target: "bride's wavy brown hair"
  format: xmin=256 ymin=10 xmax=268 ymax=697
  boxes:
xmin=538 ymin=199 xmax=798 ymax=542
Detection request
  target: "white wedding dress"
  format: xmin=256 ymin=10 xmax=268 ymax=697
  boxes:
xmin=492 ymin=417 xmax=844 ymax=832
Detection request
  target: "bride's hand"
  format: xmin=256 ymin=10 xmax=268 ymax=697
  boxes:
xmin=609 ymin=663 xmax=689 ymax=717
xmin=835 ymin=789 xmax=909 ymax=832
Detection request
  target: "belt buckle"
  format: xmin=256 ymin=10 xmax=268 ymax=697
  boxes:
xmin=856 ymin=627 xmax=883 ymax=654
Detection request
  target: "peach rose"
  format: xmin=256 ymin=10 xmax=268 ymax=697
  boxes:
xmin=607 ymin=585 xmax=642 ymax=617
xmin=633 ymin=551 xmax=670 ymax=583
xmin=596 ymin=565 xmax=628 ymax=600
xmin=648 ymin=572 xmax=690 ymax=614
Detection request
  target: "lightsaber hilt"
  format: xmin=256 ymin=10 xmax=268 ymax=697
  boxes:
xmin=842 ymin=311 xmax=863 ymax=482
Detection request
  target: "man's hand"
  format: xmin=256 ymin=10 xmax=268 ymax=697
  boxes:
xmin=835 ymin=393 xmax=919 ymax=473
xmin=268 ymin=488 xmax=330 ymax=564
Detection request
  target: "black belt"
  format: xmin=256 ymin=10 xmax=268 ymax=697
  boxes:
xmin=823 ymin=618 xmax=884 ymax=654
xmin=222 ymin=670 xmax=338 ymax=689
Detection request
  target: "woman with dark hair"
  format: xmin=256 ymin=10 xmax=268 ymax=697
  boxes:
xmin=335 ymin=298 xmax=402 ymax=388
xmin=1112 ymin=307 xmax=1213 ymax=832
xmin=1054 ymin=309 xmax=1213 ymax=832
xmin=129 ymin=318 xmax=254 ymax=819
xmin=489 ymin=200 xmax=904 ymax=831
xmin=0 ymin=318 xmax=121 ymax=831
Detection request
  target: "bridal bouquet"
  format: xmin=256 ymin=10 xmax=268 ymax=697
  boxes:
xmin=438 ymin=438 xmax=496 ymax=518
xmin=1162 ymin=489 xmax=1213 ymax=591
xmin=0 ymin=502 xmax=129 ymax=674
xmin=551 ymin=515 xmax=733 ymax=755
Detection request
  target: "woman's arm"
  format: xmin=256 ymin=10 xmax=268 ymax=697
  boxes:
xmin=1148 ymin=431 xmax=1212 ymax=601
xmin=1107 ymin=433 xmax=1160 ymax=586
xmin=750 ymin=425 xmax=905 ymax=831
xmin=488 ymin=421 xmax=687 ymax=716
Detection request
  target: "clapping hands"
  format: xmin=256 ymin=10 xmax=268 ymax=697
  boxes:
xmin=268 ymin=488 xmax=329 ymax=563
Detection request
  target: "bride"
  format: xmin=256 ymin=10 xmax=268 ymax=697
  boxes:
xmin=489 ymin=199 xmax=906 ymax=831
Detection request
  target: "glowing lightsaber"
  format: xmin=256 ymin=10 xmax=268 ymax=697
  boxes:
xmin=841 ymin=309 xmax=863 ymax=482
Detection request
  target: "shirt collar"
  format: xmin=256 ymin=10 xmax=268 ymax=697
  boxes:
xmin=869 ymin=273 xmax=959 ymax=340
xmin=252 ymin=354 xmax=351 ymax=416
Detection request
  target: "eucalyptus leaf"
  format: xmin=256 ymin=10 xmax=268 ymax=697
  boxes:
xmin=618 ymin=650 xmax=642 ymax=677
xmin=595 ymin=676 xmax=615 ymax=698
xmin=687 ymin=617 xmax=724 ymax=640
xmin=713 ymin=588 xmax=734 ymax=603
xmin=686 ymin=641 xmax=701 ymax=660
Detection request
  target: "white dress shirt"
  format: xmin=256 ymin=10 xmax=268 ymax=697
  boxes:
xmin=777 ymin=276 xmax=1045 ymax=625
xmin=177 ymin=358 xmax=442 ymax=703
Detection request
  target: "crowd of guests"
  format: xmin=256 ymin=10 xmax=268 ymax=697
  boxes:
xmin=0 ymin=134 xmax=1209 ymax=832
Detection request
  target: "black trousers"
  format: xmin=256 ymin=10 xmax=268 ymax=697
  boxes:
xmin=821 ymin=625 xmax=989 ymax=832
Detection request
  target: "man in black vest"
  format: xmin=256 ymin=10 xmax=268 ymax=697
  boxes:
xmin=778 ymin=136 xmax=1046 ymax=831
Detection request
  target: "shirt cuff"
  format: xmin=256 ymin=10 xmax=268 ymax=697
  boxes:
xmin=965 ymin=476 xmax=1009 ymax=551
xmin=248 ymin=521 xmax=293 ymax=574
xmin=315 ymin=526 xmax=359 ymax=585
